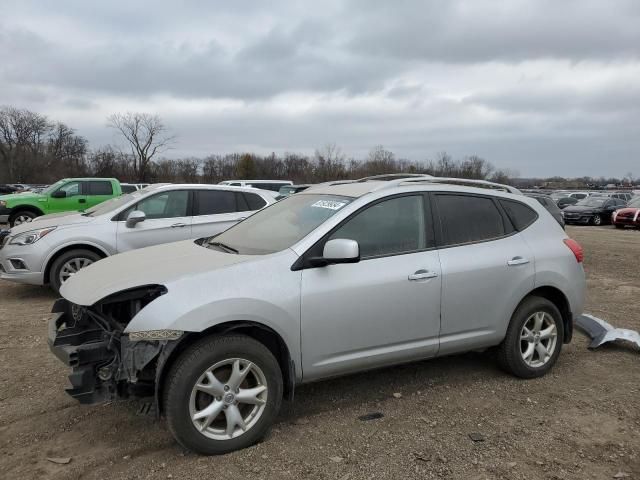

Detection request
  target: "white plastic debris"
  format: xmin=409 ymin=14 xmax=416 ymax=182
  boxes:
xmin=575 ymin=314 xmax=640 ymax=350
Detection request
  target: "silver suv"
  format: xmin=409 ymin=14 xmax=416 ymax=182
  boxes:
xmin=48 ymin=175 xmax=586 ymax=455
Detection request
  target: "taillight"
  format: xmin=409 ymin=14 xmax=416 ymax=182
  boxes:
xmin=563 ymin=238 xmax=584 ymax=263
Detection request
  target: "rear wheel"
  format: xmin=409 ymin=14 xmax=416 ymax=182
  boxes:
xmin=9 ymin=210 xmax=38 ymax=227
xmin=164 ymin=335 xmax=283 ymax=455
xmin=48 ymin=249 xmax=102 ymax=293
xmin=497 ymin=296 xmax=563 ymax=378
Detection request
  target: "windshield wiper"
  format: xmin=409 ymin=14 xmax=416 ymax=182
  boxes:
xmin=208 ymin=241 xmax=239 ymax=254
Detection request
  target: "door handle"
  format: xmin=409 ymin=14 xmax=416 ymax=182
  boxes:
xmin=507 ymin=256 xmax=530 ymax=266
xmin=170 ymin=223 xmax=187 ymax=228
xmin=408 ymin=269 xmax=438 ymax=281
xmin=78 ymin=198 xmax=86 ymax=204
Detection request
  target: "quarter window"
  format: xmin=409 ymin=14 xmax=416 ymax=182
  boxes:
xmin=329 ymin=195 xmax=428 ymax=258
xmin=500 ymin=199 xmax=538 ymax=231
xmin=435 ymin=194 xmax=507 ymax=246
xmin=242 ymin=192 xmax=267 ymax=210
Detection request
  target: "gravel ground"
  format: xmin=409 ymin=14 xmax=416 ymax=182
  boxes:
xmin=0 ymin=226 xmax=639 ymax=480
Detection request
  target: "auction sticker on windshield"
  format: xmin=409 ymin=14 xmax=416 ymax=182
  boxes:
xmin=311 ymin=200 xmax=347 ymax=210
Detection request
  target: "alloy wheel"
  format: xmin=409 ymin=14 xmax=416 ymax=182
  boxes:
xmin=520 ymin=312 xmax=558 ymax=368
xmin=13 ymin=215 xmax=33 ymax=226
xmin=189 ymin=358 xmax=268 ymax=440
xmin=593 ymin=215 xmax=602 ymax=225
xmin=58 ymin=257 xmax=94 ymax=284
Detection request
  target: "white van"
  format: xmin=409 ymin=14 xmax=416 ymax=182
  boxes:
xmin=219 ymin=180 xmax=293 ymax=192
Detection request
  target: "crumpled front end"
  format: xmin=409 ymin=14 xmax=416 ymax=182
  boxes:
xmin=48 ymin=285 xmax=176 ymax=405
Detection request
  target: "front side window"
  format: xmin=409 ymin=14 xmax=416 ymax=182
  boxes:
xmin=57 ymin=181 xmax=81 ymax=197
xmin=124 ymin=190 xmax=189 ymax=219
xmin=436 ymin=194 xmax=508 ymax=246
xmin=209 ymin=194 xmax=352 ymax=255
xmin=328 ymin=195 xmax=428 ymax=258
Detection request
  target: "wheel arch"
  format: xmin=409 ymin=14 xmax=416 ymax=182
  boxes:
xmin=154 ymin=320 xmax=296 ymax=416
xmin=9 ymin=205 xmax=44 ymax=218
xmin=43 ymin=243 xmax=110 ymax=284
xmin=517 ymin=286 xmax=573 ymax=343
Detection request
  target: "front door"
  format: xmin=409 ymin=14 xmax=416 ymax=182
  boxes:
xmin=300 ymin=194 xmax=442 ymax=381
xmin=116 ymin=189 xmax=192 ymax=252
xmin=48 ymin=180 xmax=86 ymax=213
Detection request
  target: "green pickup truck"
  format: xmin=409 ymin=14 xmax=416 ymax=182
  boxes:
xmin=0 ymin=178 xmax=122 ymax=227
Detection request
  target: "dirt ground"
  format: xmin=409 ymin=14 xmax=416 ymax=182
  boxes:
xmin=0 ymin=226 xmax=638 ymax=480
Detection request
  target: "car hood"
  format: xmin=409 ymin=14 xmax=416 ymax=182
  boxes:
xmin=10 ymin=212 xmax=93 ymax=234
xmin=563 ymin=205 xmax=600 ymax=213
xmin=0 ymin=192 xmax=44 ymax=203
xmin=60 ymin=240 xmax=255 ymax=306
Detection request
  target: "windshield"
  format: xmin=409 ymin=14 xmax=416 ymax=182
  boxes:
xmin=82 ymin=189 xmax=148 ymax=216
xmin=41 ymin=179 xmax=66 ymax=195
xmin=576 ymin=198 xmax=606 ymax=207
xmin=207 ymin=194 xmax=353 ymax=255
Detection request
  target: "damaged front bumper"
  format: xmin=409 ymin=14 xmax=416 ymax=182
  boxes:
xmin=48 ymin=298 xmax=179 ymax=405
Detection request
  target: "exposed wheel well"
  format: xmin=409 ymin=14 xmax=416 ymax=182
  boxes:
xmin=521 ymin=286 xmax=573 ymax=343
xmin=43 ymin=245 xmax=108 ymax=285
xmin=10 ymin=205 xmax=44 ymax=218
xmin=155 ymin=321 xmax=295 ymax=415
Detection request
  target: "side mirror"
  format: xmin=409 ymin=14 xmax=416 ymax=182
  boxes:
xmin=126 ymin=210 xmax=146 ymax=228
xmin=309 ymin=238 xmax=360 ymax=267
xmin=51 ymin=190 xmax=66 ymax=199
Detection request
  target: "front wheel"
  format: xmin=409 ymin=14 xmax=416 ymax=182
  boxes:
xmin=497 ymin=296 xmax=564 ymax=379
xmin=591 ymin=214 xmax=602 ymax=226
xmin=48 ymin=249 xmax=102 ymax=293
xmin=9 ymin=210 xmax=38 ymax=227
xmin=164 ymin=335 xmax=283 ymax=455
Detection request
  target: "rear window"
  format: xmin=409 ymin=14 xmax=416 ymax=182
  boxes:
xmin=435 ymin=194 xmax=508 ymax=246
xmin=500 ymin=199 xmax=539 ymax=231
xmin=86 ymin=181 xmax=113 ymax=195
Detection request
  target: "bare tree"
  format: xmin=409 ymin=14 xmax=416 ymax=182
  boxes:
xmin=107 ymin=112 xmax=175 ymax=182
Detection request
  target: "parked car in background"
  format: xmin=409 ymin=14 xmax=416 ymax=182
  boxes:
xmin=0 ymin=184 xmax=19 ymax=195
xmin=49 ymin=176 xmax=585 ymax=454
xmin=120 ymin=183 xmax=151 ymax=194
xmin=612 ymin=197 xmax=640 ymax=229
xmin=591 ymin=192 xmax=634 ymax=202
xmin=219 ymin=179 xmax=293 ymax=192
xmin=556 ymin=197 xmax=579 ymax=209
xmin=525 ymin=193 xmax=564 ymax=227
xmin=562 ymin=197 xmax=625 ymax=225
xmin=0 ymin=178 xmax=123 ymax=227
xmin=0 ymin=184 xmax=274 ymax=292
xmin=276 ymin=184 xmax=311 ymax=200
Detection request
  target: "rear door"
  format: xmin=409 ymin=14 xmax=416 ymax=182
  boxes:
xmin=83 ymin=180 xmax=115 ymax=209
xmin=433 ymin=193 xmax=535 ymax=355
xmin=191 ymin=189 xmax=247 ymax=239
xmin=116 ymin=189 xmax=192 ymax=252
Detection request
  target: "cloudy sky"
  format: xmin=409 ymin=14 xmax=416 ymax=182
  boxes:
xmin=1 ymin=0 xmax=639 ymax=177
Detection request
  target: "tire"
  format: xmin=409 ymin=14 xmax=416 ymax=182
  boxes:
xmin=48 ymin=249 xmax=102 ymax=293
xmin=164 ymin=334 xmax=283 ymax=455
xmin=591 ymin=214 xmax=602 ymax=226
xmin=9 ymin=210 xmax=38 ymax=227
xmin=497 ymin=296 xmax=564 ymax=379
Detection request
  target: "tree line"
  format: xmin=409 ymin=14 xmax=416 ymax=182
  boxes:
xmin=2 ymin=106 xmax=635 ymax=187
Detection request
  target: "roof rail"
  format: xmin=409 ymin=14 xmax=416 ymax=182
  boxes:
xmin=397 ymin=177 xmax=522 ymax=195
xmin=355 ymin=173 xmax=433 ymax=183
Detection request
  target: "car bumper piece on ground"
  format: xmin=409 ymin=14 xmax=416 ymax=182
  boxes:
xmin=575 ymin=314 xmax=640 ymax=350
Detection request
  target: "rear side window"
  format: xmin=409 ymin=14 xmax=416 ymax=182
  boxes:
xmin=195 ymin=190 xmax=237 ymax=215
xmin=86 ymin=181 xmax=113 ymax=195
xmin=435 ymin=194 xmax=507 ymax=246
xmin=243 ymin=192 xmax=267 ymax=210
xmin=121 ymin=185 xmax=137 ymax=194
xmin=500 ymin=199 xmax=539 ymax=231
